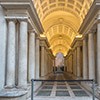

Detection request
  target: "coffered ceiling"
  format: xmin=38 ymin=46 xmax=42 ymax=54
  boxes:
xmin=33 ymin=0 xmax=94 ymax=56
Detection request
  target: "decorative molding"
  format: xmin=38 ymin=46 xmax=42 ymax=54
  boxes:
xmin=78 ymin=0 xmax=100 ymax=34
xmin=0 ymin=0 xmax=44 ymax=34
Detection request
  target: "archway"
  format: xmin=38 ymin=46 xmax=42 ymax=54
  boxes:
xmin=55 ymin=52 xmax=64 ymax=73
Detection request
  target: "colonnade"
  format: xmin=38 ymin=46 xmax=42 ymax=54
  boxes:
xmin=40 ymin=37 xmax=54 ymax=79
xmin=6 ymin=18 xmax=29 ymax=88
xmin=64 ymin=50 xmax=73 ymax=74
xmin=65 ymin=22 xmax=100 ymax=88
xmin=1 ymin=0 xmax=100 ymax=99
xmin=82 ymin=31 xmax=98 ymax=83
xmin=0 ymin=2 xmax=54 ymax=99
xmin=64 ymin=38 xmax=83 ymax=79
xmin=4 ymin=18 xmax=54 ymax=89
xmin=82 ymin=32 xmax=96 ymax=80
xmin=77 ymin=2 xmax=100 ymax=89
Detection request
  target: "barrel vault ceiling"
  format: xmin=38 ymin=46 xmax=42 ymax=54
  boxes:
xmin=33 ymin=0 xmax=94 ymax=56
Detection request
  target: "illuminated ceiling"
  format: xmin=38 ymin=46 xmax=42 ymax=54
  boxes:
xmin=33 ymin=0 xmax=94 ymax=56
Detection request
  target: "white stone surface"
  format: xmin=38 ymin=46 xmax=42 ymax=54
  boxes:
xmin=18 ymin=20 xmax=28 ymax=87
xmin=41 ymin=46 xmax=45 ymax=77
xmin=44 ymin=49 xmax=47 ymax=75
xmin=0 ymin=5 xmax=7 ymax=90
xmin=0 ymin=88 xmax=27 ymax=100
xmin=35 ymin=38 xmax=40 ymax=79
xmin=29 ymin=31 xmax=36 ymax=80
xmin=76 ymin=47 xmax=81 ymax=77
xmin=6 ymin=20 xmax=16 ymax=87
xmin=83 ymin=38 xmax=88 ymax=79
xmin=88 ymin=33 xmax=95 ymax=79
xmin=0 ymin=89 xmax=27 ymax=97
xmin=97 ymin=23 xmax=100 ymax=86
xmin=73 ymin=49 xmax=77 ymax=76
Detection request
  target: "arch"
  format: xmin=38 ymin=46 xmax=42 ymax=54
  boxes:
xmin=33 ymin=0 xmax=94 ymax=56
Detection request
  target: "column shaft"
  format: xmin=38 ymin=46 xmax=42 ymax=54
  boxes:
xmin=88 ymin=33 xmax=95 ymax=79
xmin=35 ymin=38 xmax=40 ymax=79
xmin=97 ymin=23 xmax=100 ymax=85
xmin=73 ymin=49 xmax=77 ymax=76
xmin=77 ymin=47 xmax=81 ymax=78
xmin=44 ymin=49 xmax=47 ymax=75
xmin=83 ymin=38 xmax=88 ymax=79
xmin=75 ymin=49 xmax=77 ymax=76
xmin=41 ymin=46 xmax=45 ymax=77
xmin=29 ymin=31 xmax=35 ymax=81
xmin=18 ymin=20 xmax=28 ymax=87
xmin=6 ymin=20 xmax=16 ymax=87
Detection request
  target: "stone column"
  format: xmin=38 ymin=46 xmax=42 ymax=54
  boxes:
xmin=47 ymin=54 xmax=49 ymax=73
xmin=75 ymin=49 xmax=77 ymax=76
xmin=88 ymin=33 xmax=95 ymax=79
xmin=72 ymin=54 xmax=74 ymax=74
xmin=53 ymin=59 xmax=56 ymax=73
xmin=73 ymin=49 xmax=77 ymax=76
xmin=18 ymin=19 xmax=28 ymax=87
xmin=35 ymin=38 xmax=40 ymax=79
xmin=44 ymin=47 xmax=48 ymax=75
xmin=29 ymin=30 xmax=36 ymax=81
xmin=97 ymin=22 xmax=100 ymax=85
xmin=70 ymin=55 xmax=73 ymax=73
xmin=72 ymin=52 xmax=75 ymax=75
xmin=76 ymin=47 xmax=81 ymax=78
xmin=83 ymin=37 xmax=88 ymax=79
xmin=6 ymin=19 xmax=16 ymax=87
xmin=41 ymin=46 xmax=45 ymax=77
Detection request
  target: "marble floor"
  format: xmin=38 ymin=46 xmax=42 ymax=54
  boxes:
xmin=29 ymin=74 xmax=98 ymax=100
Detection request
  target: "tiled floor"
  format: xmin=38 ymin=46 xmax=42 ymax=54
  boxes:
xmin=34 ymin=74 xmax=91 ymax=97
xmin=27 ymin=74 xmax=99 ymax=100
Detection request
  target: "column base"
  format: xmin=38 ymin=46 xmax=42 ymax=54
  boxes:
xmin=5 ymin=85 xmax=16 ymax=89
xmin=0 ymin=88 xmax=27 ymax=100
xmin=76 ymin=76 xmax=83 ymax=80
xmin=16 ymin=84 xmax=28 ymax=90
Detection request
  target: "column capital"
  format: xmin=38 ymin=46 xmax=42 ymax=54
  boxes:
xmin=17 ymin=17 xmax=28 ymax=23
xmin=97 ymin=11 xmax=100 ymax=20
xmin=19 ymin=18 xmax=28 ymax=22
xmin=5 ymin=17 xmax=17 ymax=23
xmin=94 ymin=11 xmax=100 ymax=24
xmin=29 ymin=29 xmax=37 ymax=34
xmin=82 ymin=33 xmax=88 ymax=40
xmin=36 ymin=35 xmax=40 ymax=40
xmin=5 ymin=16 xmax=28 ymax=22
xmin=88 ymin=28 xmax=96 ymax=34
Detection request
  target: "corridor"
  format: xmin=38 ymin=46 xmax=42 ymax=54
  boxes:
xmin=32 ymin=74 xmax=98 ymax=100
xmin=1 ymin=1 xmax=100 ymax=100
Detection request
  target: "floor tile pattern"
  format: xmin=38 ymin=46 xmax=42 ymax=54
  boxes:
xmin=35 ymin=74 xmax=91 ymax=97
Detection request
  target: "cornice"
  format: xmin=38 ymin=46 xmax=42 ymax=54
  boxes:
xmin=40 ymin=37 xmax=50 ymax=48
xmin=78 ymin=0 xmax=100 ymax=35
xmin=71 ymin=37 xmax=82 ymax=48
xmin=0 ymin=0 xmax=44 ymax=34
